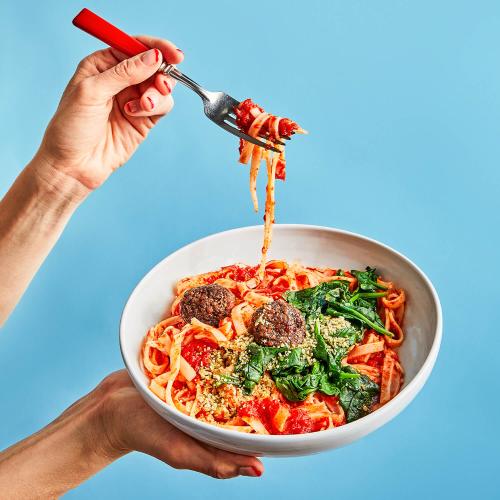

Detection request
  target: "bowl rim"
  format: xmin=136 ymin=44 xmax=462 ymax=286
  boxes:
xmin=120 ymin=224 xmax=442 ymax=443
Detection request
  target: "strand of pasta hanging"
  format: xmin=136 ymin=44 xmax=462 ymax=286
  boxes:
xmin=234 ymin=99 xmax=307 ymax=277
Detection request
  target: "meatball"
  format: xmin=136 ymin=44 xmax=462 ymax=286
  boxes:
xmin=180 ymin=284 xmax=236 ymax=327
xmin=250 ymin=299 xmax=306 ymax=347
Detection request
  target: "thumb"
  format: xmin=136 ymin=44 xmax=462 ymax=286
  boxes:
xmin=90 ymin=48 xmax=162 ymax=101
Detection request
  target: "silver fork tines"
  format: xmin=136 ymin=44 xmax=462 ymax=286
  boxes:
xmin=160 ymin=63 xmax=281 ymax=153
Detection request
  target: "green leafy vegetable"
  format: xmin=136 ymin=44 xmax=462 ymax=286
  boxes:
xmin=283 ymin=281 xmax=346 ymax=318
xmin=313 ymin=320 xmax=341 ymax=376
xmin=270 ymin=348 xmax=307 ymax=376
xmin=240 ymin=343 xmax=287 ymax=393
xmin=338 ymin=366 xmax=380 ymax=422
xmin=323 ymin=283 xmax=393 ymax=337
xmin=284 ymin=275 xmax=390 ymax=336
xmin=268 ymin=321 xmax=357 ymax=402
xmin=325 ymin=303 xmax=392 ymax=337
xmin=274 ymin=362 xmax=332 ymax=402
xmin=351 ymin=267 xmax=387 ymax=292
xmin=315 ymin=320 xmax=362 ymax=366
xmin=349 ymin=291 xmax=387 ymax=303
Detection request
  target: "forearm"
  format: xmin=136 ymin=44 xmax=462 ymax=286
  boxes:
xmin=0 ymin=156 xmax=89 ymax=325
xmin=0 ymin=384 xmax=124 ymax=499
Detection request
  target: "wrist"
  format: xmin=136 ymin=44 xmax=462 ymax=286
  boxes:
xmin=0 ymin=151 xmax=91 ymax=326
xmin=28 ymin=151 xmax=91 ymax=208
xmin=89 ymin=374 xmax=135 ymax=460
xmin=86 ymin=391 xmax=131 ymax=463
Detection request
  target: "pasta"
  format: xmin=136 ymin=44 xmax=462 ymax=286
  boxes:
xmin=234 ymin=99 xmax=306 ymax=277
xmin=141 ymin=261 xmax=406 ymax=435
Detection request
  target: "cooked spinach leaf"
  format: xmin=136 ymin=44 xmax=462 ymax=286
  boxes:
xmin=315 ymin=320 xmax=362 ymax=366
xmin=240 ymin=343 xmax=287 ymax=393
xmin=325 ymin=303 xmax=392 ymax=337
xmin=271 ymin=348 xmax=307 ymax=376
xmin=351 ymin=267 xmax=387 ymax=292
xmin=285 ymin=277 xmax=390 ymax=335
xmin=274 ymin=321 xmax=353 ymax=402
xmin=283 ymin=280 xmax=346 ymax=317
xmin=313 ymin=320 xmax=341 ymax=376
xmin=274 ymin=362 xmax=330 ymax=402
xmin=324 ymin=284 xmax=393 ymax=337
xmin=313 ymin=321 xmax=332 ymax=360
xmin=338 ymin=366 xmax=380 ymax=422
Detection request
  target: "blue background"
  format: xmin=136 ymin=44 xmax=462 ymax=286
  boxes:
xmin=1 ymin=0 xmax=498 ymax=498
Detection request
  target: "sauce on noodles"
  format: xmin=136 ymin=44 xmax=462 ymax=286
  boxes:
xmin=141 ymin=261 xmax=405 ymax=435
xmin=234 ymin=99 xmax=306 ymax=277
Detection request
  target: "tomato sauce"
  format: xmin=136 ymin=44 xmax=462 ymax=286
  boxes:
xmin=152 ymin=348 xmax=167 ymax=366
xmin=367 ymin=351 xmax=384 ymax=368
xmin=253 ymin=285 xmax=289 ymax=299
xmin=204 ymin=270 xmax=227 ymax=284
xmin=234 ymin=99 xmax=300 ymax=138
xmin=229 ymin=265 xmax=258 ymax=282
xmin=181 ymin=339 xmax=217 ymax=371
xmin=238 ymin=398 xmax=323 ymax=435
xmin=275 ymin=159 xmax=286 ymax=180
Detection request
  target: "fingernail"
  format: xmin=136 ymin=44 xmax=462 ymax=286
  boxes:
xmin=126 ymin=101 xmax=139 ymax=113
xmin=164 ymin=80 xmax=171 ymax=94
xmin=142 ymin=48 xmax=158 ymax=65
xmin=147 ymin=96 xmax=154 ymax=110
xmin=239 ymin=466 xmax=261 ymax=477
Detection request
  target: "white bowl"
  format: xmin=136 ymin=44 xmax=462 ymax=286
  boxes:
xmin=120 ymin=225 xmax=442 ymax=457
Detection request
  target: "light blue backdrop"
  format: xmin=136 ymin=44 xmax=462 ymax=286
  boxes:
xmin=1 ymin=1 xmax=498 ymax=498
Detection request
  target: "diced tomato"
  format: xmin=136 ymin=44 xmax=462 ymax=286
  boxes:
xmin=234 ymin=99 xmax=265 ymax=133
xmin=275 ymin=159 xmax=286 ymax=181
xmin=231 ymin=265 xmax=258 ymax=282
xmin=173 ymin=379 xmax=185 ymax=390
xmin=283 ymin=408 xmax=314 ymax=434
xmin=238 ymin=398 xmax=321 ymax=435
xmin=239 ymin=399 xmax=267 ymax=419
xmin=267 ymin=399 xmax=282 ymax=420
xmin=181 ymin=339 xmax=217 ymax=371
xmin=320 ymin=394 xmax=340 ymax=410
xmin=238 ymin=398 xmax=277 ymax=433
xmin=278 ymin=118 xmax=299 ymax=137
xmin=367 ymin=351 xmax=384 ymax=368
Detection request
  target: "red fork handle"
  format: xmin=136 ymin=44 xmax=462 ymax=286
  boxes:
xmin=72 ymin=8 xmax=149 ymax=58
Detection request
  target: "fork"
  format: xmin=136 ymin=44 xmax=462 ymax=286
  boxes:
xmin=72 ymin=8 xmax=284 ymax=152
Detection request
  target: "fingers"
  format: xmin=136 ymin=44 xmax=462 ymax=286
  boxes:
xmin=71 ymin=34 xmax=183 ymax=96
xmin=135 ymin=35 xmax=184 ymax=64
xmin=88 ymin=48 xmax=163 ymax=102
xmin=207 ymin=448 xmax=264 ymax=479
xmin=154 ymin=73 xmax=176 ymax=96
xmin=140 ymin=414 xmax=264 ymax=479
xmin=125 ymin=93 xmax=174 ymax=118
xmin=124 ymin=74 xmax=176 ymax=117
xmin=131 ymin=37 xmax=181 ymax=98
xmin=163 ymin=434 xmax=264 ymax=479
xmin=103 ymin=382 xmax=264 ymax=481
